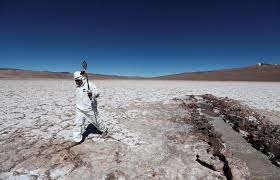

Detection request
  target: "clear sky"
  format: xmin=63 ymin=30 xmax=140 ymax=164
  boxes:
xmin=0 ymin=0 xmax=280 ymax=76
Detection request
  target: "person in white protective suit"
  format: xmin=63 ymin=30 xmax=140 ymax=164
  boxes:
xmin=73 ymin=71 xmax=108 ymax=142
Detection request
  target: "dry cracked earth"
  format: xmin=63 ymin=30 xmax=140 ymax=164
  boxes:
xmin=0 ymin=80 xmax=280 ymax=180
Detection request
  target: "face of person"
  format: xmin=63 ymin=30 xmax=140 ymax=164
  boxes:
xmin=75 ymin=79 xmax=83 ymax=87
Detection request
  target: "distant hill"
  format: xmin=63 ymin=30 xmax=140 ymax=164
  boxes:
xmin=0 ymin=68 xmax=142 ymax=80
xmin=154 ymin=63 xmax=280 ymax=81
xmin=1 ymin=63 xmax=280 ymax=81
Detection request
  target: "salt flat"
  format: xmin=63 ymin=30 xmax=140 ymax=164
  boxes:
xmin=0 ymin=80 xmax=279 ymax=179
xmin=96 ymin=80 xmax=280 ymax=111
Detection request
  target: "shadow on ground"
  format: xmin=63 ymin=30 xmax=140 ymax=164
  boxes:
xmin=78 ymin=124 xmax=102 ymax=144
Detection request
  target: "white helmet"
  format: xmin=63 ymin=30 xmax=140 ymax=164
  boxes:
xmin=73 ymin=71 xmax=83 ymax=80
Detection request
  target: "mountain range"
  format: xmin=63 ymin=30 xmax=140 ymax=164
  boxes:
xmin=1 ymin=63 xmax=279 ymax=81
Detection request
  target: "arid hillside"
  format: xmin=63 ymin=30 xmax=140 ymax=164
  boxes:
xmin=0 ymin=68 xmax=142 ymax=80
xmin=155 ymin=64 xmax=280 ymax=81
xmin=1 ymin=63 xmax=280 ymax=81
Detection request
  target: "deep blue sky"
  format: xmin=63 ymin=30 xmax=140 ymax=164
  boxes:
xmin=0 ymin=0 xmax=280 ymax=76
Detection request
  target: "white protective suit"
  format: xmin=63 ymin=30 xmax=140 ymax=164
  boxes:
xmin=73 ymin=79 xmax=107 ymax=142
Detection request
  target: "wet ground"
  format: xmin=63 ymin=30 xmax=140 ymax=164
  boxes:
xmin=197 ymin=95 xmax=280 ymax=180
xmin=201 ymin=107 xmax=279 ymax=179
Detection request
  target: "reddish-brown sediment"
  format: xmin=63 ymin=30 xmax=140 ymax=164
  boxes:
xmin=173 ymin=95 xmax=250 ymax=180
xmin=202 ymin=94 xmax=280 ymax=167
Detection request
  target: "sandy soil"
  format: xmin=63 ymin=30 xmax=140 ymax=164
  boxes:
xmin=0 ymin=80 xmax=279 ymax=179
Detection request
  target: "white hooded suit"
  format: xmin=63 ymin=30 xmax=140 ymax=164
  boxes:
xmin=73 ymin=79 xmax=107 ymax=142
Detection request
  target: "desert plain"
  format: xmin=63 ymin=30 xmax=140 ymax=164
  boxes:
xmin=0 ymin=80 xmax=280 ymax=179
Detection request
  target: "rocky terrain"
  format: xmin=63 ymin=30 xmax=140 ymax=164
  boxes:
xmin=0 ymin=80 xmax=279 ymax=179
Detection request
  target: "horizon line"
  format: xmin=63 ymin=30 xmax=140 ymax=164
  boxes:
xmin=0 ymin=63 xmax=277 ymax=78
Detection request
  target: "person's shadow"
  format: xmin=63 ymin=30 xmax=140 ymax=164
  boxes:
xmin=78 ymin=123 xmax=102 ymax=144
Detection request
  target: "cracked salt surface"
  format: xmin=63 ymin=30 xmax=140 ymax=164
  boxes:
xmin=99 ymin=80 xmax=280 ymax=111
xmin=0 ymin=80 xmax=279 ymax=179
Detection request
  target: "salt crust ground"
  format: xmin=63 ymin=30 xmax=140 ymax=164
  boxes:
xmin=0 ymin=80 xmax=279 ymax=179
